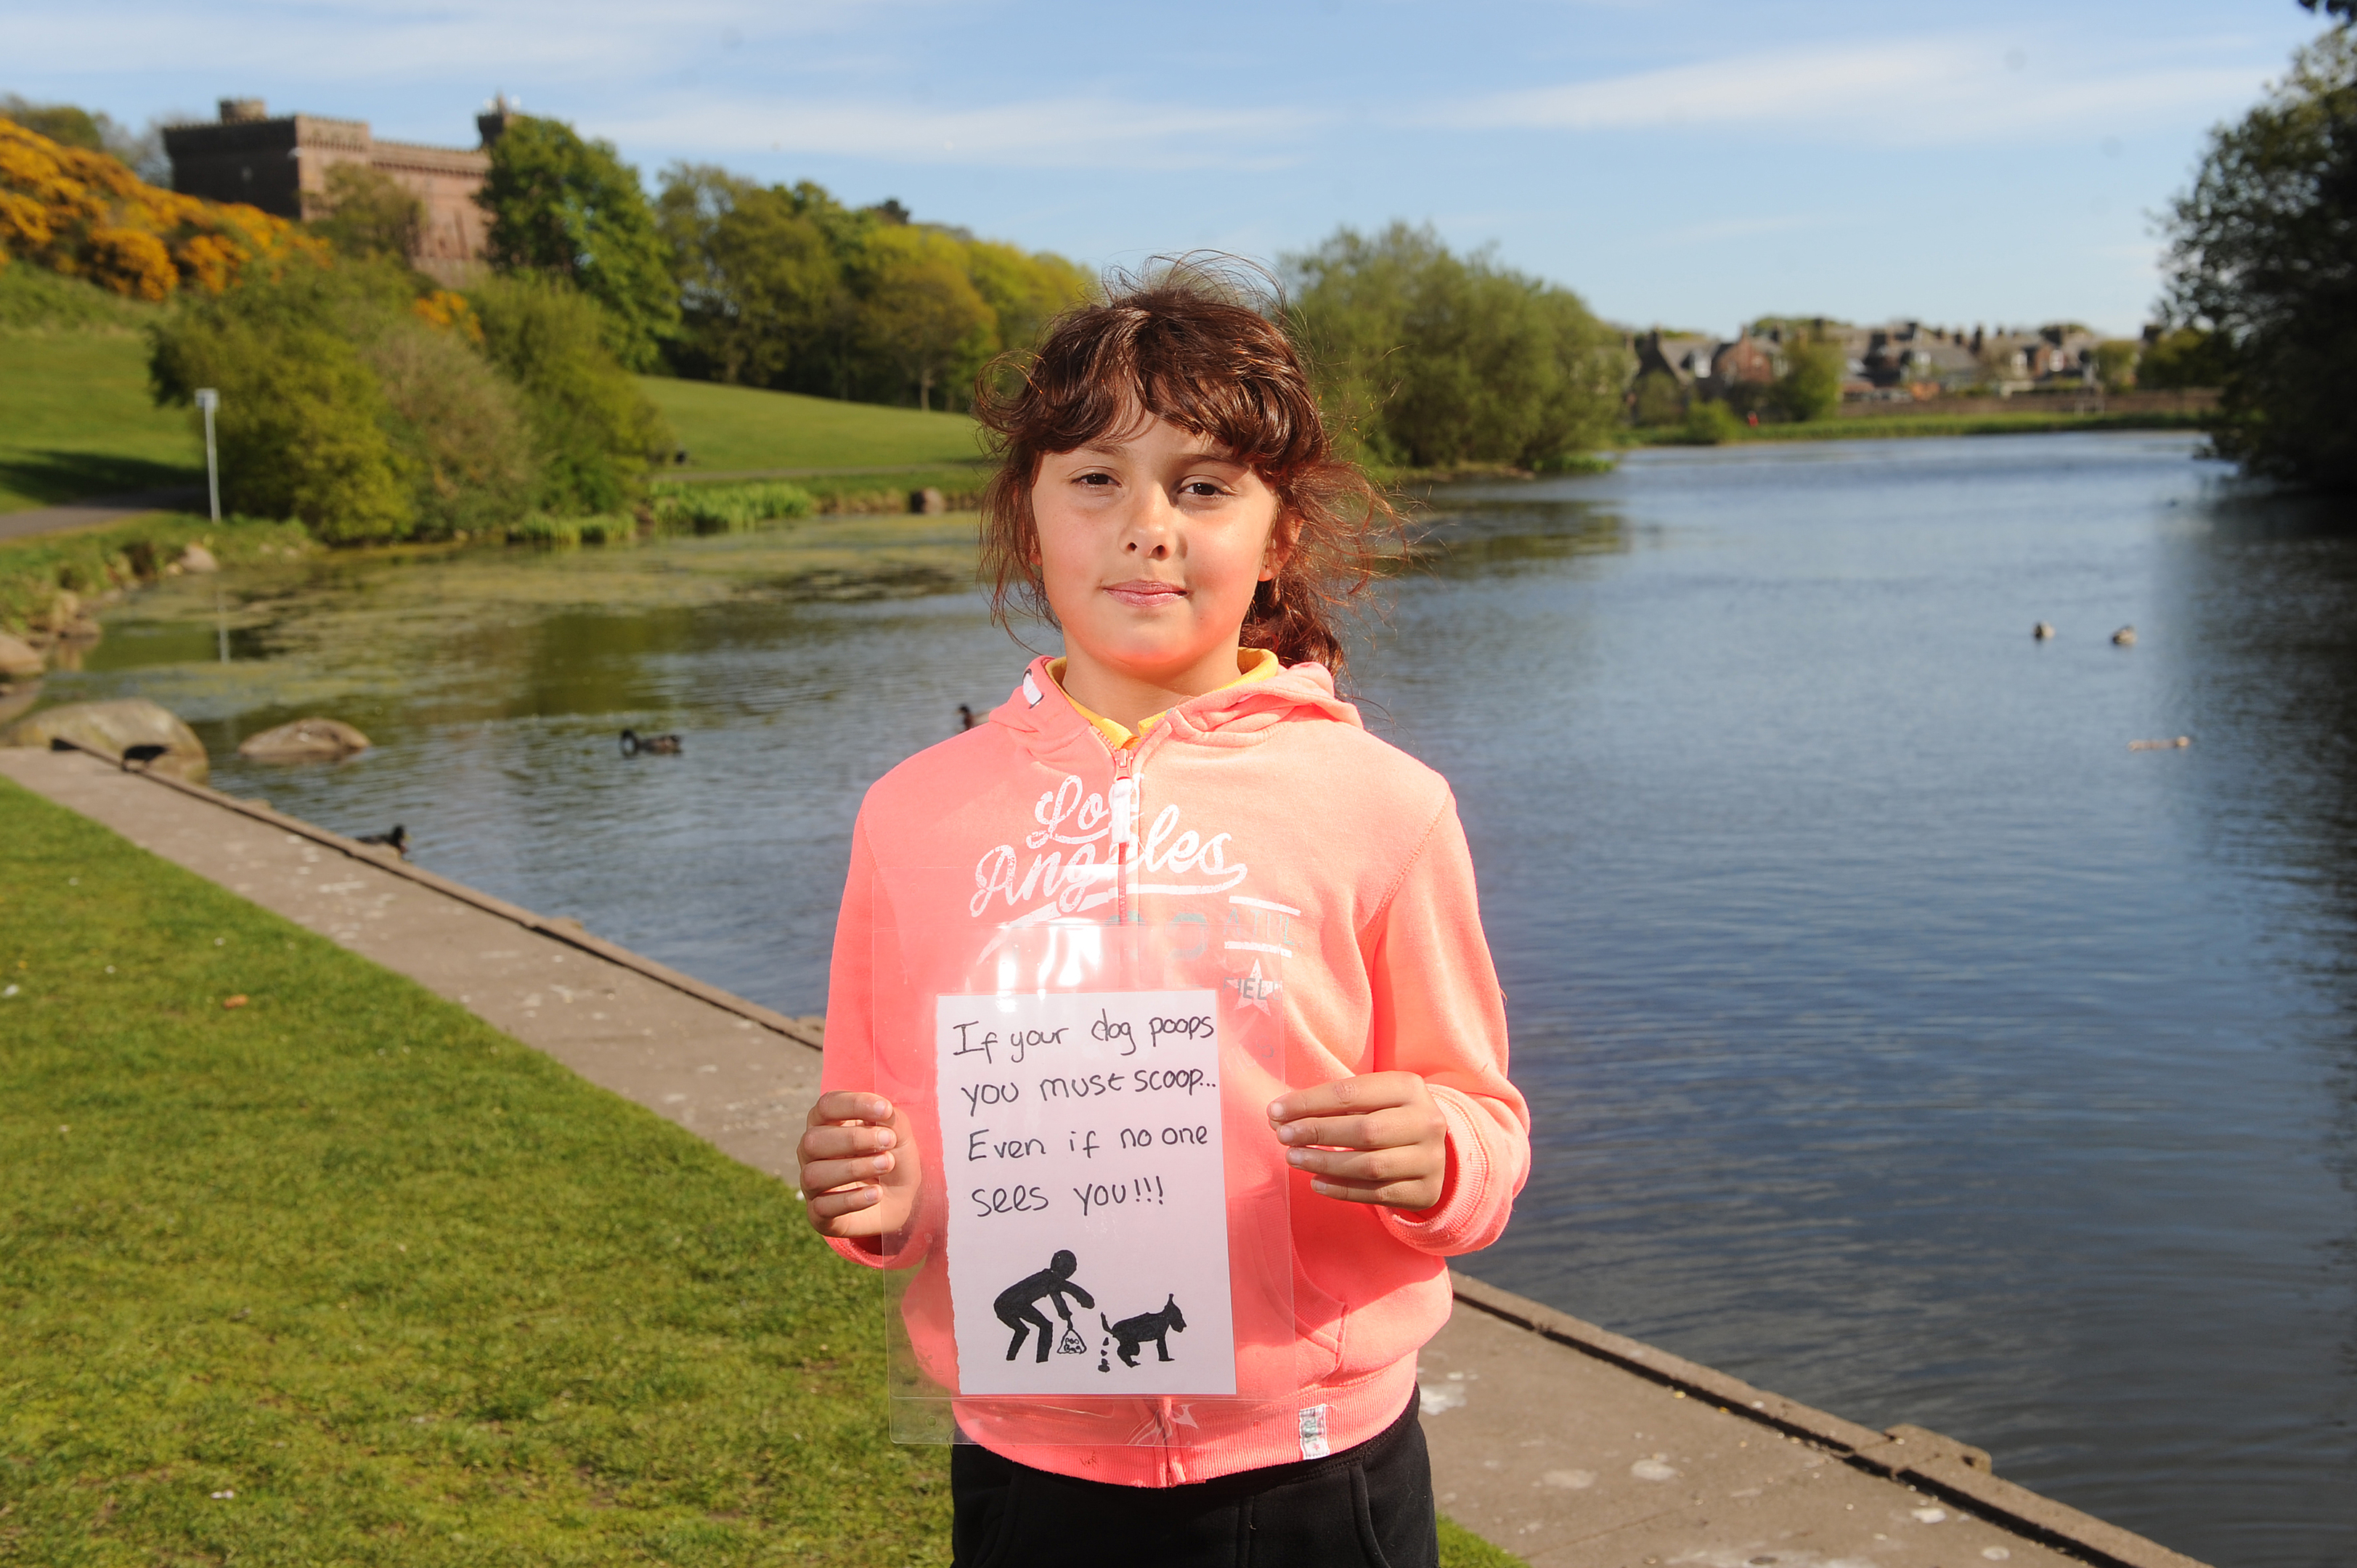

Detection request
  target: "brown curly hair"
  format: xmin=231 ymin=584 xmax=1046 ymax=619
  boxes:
xmin=974 ymin=261 xmax=1396 ymax=675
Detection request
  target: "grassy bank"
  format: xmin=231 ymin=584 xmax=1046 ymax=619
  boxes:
xmin=0 ymin=783 xmax=1523 ymax=1567
xmin=0 ymin=330 xmax=200 ymax=514
xmin=656 ymin=467 xmax=990 ymax=516
xmin=0 ymin=778 xmax=948 ymax=1565
xmin=640 ymin=377 xmax=985 ymax=473
xmin=1627 ymin=409 xmax=2210 ymax=446
xmin=0 ymin=511 xmax=312 ymax=634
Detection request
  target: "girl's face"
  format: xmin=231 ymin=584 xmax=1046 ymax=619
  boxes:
xmin=1031 ymin=412 xmax=1285 ymax=718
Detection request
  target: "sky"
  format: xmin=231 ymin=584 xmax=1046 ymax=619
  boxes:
xmin=3 ymin=0 xmax=2334 ymax=338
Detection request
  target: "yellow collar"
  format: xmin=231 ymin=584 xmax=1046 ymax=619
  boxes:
xmin=1049 ymin=649 xmax=1282 ymax=751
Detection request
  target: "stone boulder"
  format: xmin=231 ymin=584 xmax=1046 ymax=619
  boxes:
xmin=237 ymin=716 xmax=371 ymax=762
xmin=3 ymin=698 xmax=209 ymax=783
xmin=909 ymin=486 xmax=948 ymax=515
xmin=0 ymin=679 xmax=41 ymax=729
xmin=178 ymin=543 xmax=220 ymax=573
xmin=0 ymin=632 xmax=41 ymax=678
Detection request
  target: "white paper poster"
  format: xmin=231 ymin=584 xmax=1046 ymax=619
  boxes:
xmin=935 ymin=989 xmax=1235 ymax=1397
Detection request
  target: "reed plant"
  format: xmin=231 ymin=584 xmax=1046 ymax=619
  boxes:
xmin=647 ymin=481 xmax=815 ymax=535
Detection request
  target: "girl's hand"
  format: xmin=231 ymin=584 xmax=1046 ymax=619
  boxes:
xmin=1268 ymin=1073 xmax=1448 ymax=1211
xmin=798 ymin=1090 xmax=921 ymax=1238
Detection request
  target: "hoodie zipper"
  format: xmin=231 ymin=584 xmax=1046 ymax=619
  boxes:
xmin=1107 ymin=738 xmax=1165 ymax=1453
xmin=1108 ymin=745 xmax=1138 ymax=924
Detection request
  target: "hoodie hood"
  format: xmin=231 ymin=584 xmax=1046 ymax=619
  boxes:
xmin=991 ymin=654 xmax=1363 ymax=758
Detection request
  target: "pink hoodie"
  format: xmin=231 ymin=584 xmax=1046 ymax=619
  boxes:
xmin=821 ymin=656 xmax=1528 ymax=1487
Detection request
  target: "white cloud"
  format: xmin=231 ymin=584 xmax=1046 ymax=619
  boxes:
xmin=1433 ymin=36 xmax=2273 ymax=144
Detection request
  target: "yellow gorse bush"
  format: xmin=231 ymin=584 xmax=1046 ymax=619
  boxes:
xmin=412 ymin=287 xmax=484 ymax=344
xmin=0 ymin=116 xmax=327 ymax=299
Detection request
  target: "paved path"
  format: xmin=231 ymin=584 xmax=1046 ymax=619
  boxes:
xmin=0 ymin=487 xmax=203 ymax=544
xmin=0 ymin=743 xmax=2205 ymax=1568
xmin=0 ymin=746 xmax=821 ymax=1177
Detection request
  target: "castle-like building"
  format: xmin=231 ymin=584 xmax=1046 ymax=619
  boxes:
xmin=162 ymin=97 xmax=516 ymax=282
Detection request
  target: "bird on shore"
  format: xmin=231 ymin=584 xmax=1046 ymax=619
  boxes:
xmin=958 ymin=703 xmax=976 ymax=731
xmin=2112 ymin=626 xmax=2138 ymax=646
xmin=620 ymin=728 xmax=683 ymax=756
xmin=119 ymin=743 xmax=168 ymax=770
xmin=357 ymin=825 xmax=409 ymax=858
xmin=2032 ymin=621 xmax=2055 ymax=640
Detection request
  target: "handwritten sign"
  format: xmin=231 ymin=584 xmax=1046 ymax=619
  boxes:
xmin=935 ymin=989 xmax=1235 ymax=1397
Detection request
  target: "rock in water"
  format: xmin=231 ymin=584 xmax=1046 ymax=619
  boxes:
xmin=177 ymin=544 xmax=220 ymax=573
xmin=909 ymin=486 xmax=948 ymax=515
xmin=237 ymin=716 xmax=372 ymax=762
xmin=0 ymin=632 xmax=42 ymax=678
xmin=0 ymin=679 xmax=40 ymax=729
xmin=3 ymin=698 xmax=209 ymax=783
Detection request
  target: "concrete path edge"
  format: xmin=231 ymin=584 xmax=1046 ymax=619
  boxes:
xmin=1446 ymin=1273 xmax=2207 ymax=1568
xmin=35 ymin=734 xmax=821 ymax=1051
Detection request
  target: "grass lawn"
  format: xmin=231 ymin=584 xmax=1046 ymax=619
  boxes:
xmin=0 ymin=332 xmax=202 ymax=514
xmin=0 ymin=778 xmax=947 ymax=1566
xmin=639 ymin=378 xmax=986 ymax=475
xmin=0 ymin=782 xmax=1521 ymax=1567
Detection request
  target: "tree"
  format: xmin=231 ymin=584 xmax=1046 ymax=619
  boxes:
xmin=151 ymin=310 xmax=413 ymax=540
xmin=659 ymin=168 xmax=852 ymax=391
xmin=964 ymin=240 xmax=1092 ymax=372
xmin=2137 ymin=327 xmax=2230 ymax=388
xmin=2092 ymin=340 xmax=2142 ymax=391
xmin=1631 ymin=370 xmax=1686 ymax=428
xmin=149 ymin=257 xmax=539 ymax=541
xmin=365 ymin=318 xmax=539 ymax=536
xmin=468 ymin=274 xmax=673 ymax=514
xmin=478 ymin=115 xmax=678 ymax=369
xmin=1287 ymin=222 xmax=1626 ymax=470
xmin=2161 ymin=23 xmax=2357 ymax=488
xmin=855 ymin=226 xmax=994 ymax=410
xmin=312 ymin=163 xmax=422 ymax=262
xmin=1770 ymin=332 xmax=1844 ymax=422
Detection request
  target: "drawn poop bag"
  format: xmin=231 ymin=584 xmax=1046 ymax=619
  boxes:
xmin=869 ymin=866 xmax=1295 ymax=1449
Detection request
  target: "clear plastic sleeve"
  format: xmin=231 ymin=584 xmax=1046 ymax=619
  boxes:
xmin=868 ymin=867 xmax=1296 ymax=1450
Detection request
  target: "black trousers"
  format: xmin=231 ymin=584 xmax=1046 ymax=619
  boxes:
xmin=950 ymin=1395 xmax=1438 ymax=1568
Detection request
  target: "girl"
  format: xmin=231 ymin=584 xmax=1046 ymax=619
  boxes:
xmin=797 ymin=266 xmax=1529 ymax=1568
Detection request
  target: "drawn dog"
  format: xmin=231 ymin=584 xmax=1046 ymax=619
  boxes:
xmin=1102 ymin=1294 xmax=1186 ymax=1366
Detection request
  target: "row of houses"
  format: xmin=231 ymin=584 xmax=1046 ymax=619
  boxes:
xmin=1631 ymin=319 xmax=2109 ymax=404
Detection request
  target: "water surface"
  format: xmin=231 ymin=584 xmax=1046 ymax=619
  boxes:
xmin=42 ymin=435 xmax=2356 ymax=1564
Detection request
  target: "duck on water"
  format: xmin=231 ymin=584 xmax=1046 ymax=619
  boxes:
xmin=619 ymin=729 xmax=683 ymax=756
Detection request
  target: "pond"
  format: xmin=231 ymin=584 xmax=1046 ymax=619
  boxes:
xmin=37 ymin=434 xmax=2356 ymax=1565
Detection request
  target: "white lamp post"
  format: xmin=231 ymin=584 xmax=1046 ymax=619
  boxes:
xmin=195 ymin=387 xmax=221 ymax=524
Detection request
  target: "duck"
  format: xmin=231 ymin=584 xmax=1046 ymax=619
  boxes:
xmin=120 ymin=743 xmax=169 ymax=771
xmin=2112 ymin=626 xmax=2137 ymax=647
xmin=619 ymin=728 xmax=683 ymax=756
xmin=357 ymin=825 xmax=410 ymax=858
xmin=2032 ymin=621 xmax=2055 ymax=640
xmin=958 ymin=703 xmax=976 ymax=731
